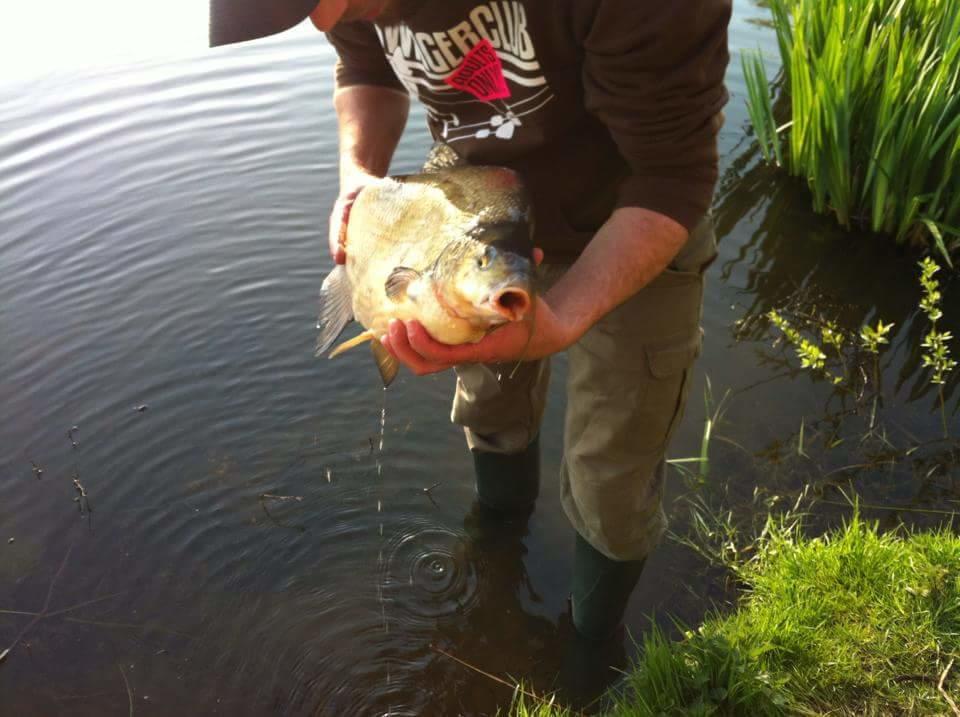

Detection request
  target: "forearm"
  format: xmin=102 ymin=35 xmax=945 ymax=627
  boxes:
xmin=334 ymin=84 xmax=409 ymax=186
xmin=545 ymin=207 xmax=688 ymax=343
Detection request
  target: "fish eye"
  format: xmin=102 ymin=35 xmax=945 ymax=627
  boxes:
xmin=476 ymin=246 xmax=496 ymax=270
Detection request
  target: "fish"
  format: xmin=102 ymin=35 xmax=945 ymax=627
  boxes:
xmin=315 ymin=144 xmax=536 ymax=386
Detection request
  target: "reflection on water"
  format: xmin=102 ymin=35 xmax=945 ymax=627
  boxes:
xmin=1 ymin=4 xmax=957 ymax=715
xmin=708 ymin=136 xmax=959 ymax=535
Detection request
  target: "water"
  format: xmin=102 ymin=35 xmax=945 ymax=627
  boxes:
xmin=1 ymin=5 xmax=957 ymax=715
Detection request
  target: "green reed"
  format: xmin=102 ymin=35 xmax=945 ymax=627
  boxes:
xmin=744 ymin=0 xmax=960 ymax=263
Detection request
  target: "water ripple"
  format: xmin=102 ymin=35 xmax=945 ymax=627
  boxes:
xmin=381 ymin=521 xmax=483 ymax=626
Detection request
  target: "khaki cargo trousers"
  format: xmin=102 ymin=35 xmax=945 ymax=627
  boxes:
xmin=451 ymin=217 xmax=717 ymax=561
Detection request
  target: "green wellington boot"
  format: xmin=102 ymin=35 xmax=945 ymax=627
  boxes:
xmin=471 ymin=435 xmax=540 ymax=514
xmin=571 ymin=533 xmax=646 ymax=642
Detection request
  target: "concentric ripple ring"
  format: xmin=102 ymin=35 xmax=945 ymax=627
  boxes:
xmin=381 ymin=526 xmax=480 ymax=622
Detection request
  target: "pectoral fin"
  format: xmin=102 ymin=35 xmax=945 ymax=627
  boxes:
xmin=315 ymin=265 xmax=354 ymax=356
xmin=370 ymin=340 xmax=400 ymax=387
xmin=329 ymin=330 xmax=377 ymax=359
xmin=385 ymin=267 xmax=422 ymax=302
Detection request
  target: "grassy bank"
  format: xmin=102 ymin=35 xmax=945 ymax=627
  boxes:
xmin=743 ymin=0 xmax=960 ymax=261
xmin=513 ymin=512 xmax=960 ymax=715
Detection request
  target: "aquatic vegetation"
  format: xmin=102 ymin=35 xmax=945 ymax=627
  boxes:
xmin=858 ymin=319 xmax=894 ymax=356
xmin=753 ymin=259 xmax=956 ymax=503
xmin=918 ymin=257 xmax=957 ymax=435
xmin=743 ymin=0 xmax=960 ymax=261
xmin=509 ymin=691 xmax=575 ymax=717
xmin=919 ymin=257 xmax=957 ymax=386
xmin=763 ymin=258 xmax=954 ymax=406
xmin=513 ymin=512 xmax=960 ymax=715
xmin=666 ymin=377 xmax=731 ymax=487
xmin=766 ymin=309 xmax=843 ymax=384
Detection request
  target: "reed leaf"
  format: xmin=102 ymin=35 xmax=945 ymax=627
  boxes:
xmin=743 ymin=0 xmax=960 ymax=262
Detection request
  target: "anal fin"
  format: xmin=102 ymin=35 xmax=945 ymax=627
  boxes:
xmin=370 ymin=340 xmax=400 ymax=387
xmin=329 ymin=330 xmax=376 ymax=359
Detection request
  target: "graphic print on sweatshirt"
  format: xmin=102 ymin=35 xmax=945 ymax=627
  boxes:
xmin=374 ymin=1 xmax=555 ymax=144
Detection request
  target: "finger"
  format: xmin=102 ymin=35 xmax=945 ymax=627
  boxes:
xmin=387 ymin=321 xmax=449 ymax=375
xmin=405 ymin=321 xmax=479 ymax=364
xmin=328 ymin=201 xmax=343 ymax=261
xmin=329 ymin=188 xmax=363 ymax=264
xmin=533 ymin=247 xmax=544 ymax=266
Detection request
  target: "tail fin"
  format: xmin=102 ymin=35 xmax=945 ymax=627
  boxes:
xmin=315 ymin=265 xmax=354 ymax=356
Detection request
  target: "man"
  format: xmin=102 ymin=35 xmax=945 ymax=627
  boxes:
xmin=210 ymin=0 xmax=730 ymax=643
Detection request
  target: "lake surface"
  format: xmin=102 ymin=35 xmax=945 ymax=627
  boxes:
xmin=1 ymin=5 xmax=956 ymax=715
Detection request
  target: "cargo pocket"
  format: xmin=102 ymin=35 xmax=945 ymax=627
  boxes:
xmin=638 ymin=332 xmax=702 ymax=453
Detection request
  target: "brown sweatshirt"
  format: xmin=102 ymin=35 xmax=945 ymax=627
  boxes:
xmin=327 ymin=1 xmax=731 ymax=262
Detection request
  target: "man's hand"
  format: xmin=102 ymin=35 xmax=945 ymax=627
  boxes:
xmin=328 ymin=178 xmax=371 ymax=265
xmin=381 ymin=295 xmax=575 ymax=375
xmin=329 ymin=85 xmax=410 ymax=264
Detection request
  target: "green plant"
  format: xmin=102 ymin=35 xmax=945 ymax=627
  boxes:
xmin=766 ymin=310 xmax=842 ymax=384
xmin=859 ymin=319 xmax=895 ymax=355
xmin=742 ymin=53 xmax=783 ymax=167
xmin=743 ymin=0 xmax=960 ymax=262
xmin=855 ymin=318 xmax=896 ymax=429
xmin=515 ymin=511 xmax=960 ymax=716
xmin=918 ymin=257 xmax=957 ymax=436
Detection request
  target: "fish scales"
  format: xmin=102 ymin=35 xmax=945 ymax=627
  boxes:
xmin=346 ymin=180 xmax=476 ymax=342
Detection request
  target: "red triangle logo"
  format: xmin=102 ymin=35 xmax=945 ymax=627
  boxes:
xmin=444 ymin=39 xmax=511 ymax=101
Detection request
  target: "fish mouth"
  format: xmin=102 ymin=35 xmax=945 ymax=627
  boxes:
xmin=487 ymin=288 xmax=531 ymax=322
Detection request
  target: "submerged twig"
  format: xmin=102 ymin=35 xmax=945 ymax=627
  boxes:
xmin=430 ymin=643 xmax=580 ymax=714
xmin=73 ymin=473 xmax=92 ymax=516
xmin=118 ymin=662 xmax=134 ymax=717
xmin=422 ymin=482 xmax=441 ymax=508
xmin=64 ymin=617 xmax=192 ymax=639
xmin=0 ymin=542 xmax=127 ymax=666
xmin=259 ymin=493 xmax=303 ymax=502
xmin=258 ymin=494 xmax=306 ymax=533
xmin=819 ymin=498 xmax=959 ymax=517
xmin=0 ymin=542 xmax=74 ymax=664
xmin=42 ymin=592 xmax=127 ymax=620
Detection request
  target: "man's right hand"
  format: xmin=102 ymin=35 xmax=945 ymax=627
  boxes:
xmin=328 ymin=184 xmax=366 ymax=265
xmin=328 ymin=84 xmax=410 ymax=263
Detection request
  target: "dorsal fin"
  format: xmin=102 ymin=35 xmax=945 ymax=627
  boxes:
xmin=421 ymin=143 xmax=466 ymax=173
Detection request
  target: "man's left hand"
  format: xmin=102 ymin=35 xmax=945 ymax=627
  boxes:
xmin=381 ymin=296 xmax=573 ymax=376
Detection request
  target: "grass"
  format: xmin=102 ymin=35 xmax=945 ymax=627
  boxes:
xmin=512 ymin=511 xmax=960 ymax=715
xmin=743 ymin=0 xmax=960 ymax=262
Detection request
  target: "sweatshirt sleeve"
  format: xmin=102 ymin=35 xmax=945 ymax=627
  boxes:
xmin=325 ymin=22 xmax=407 ymax=94
xmin=581 ymin=1 xmax=731 ymax=232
